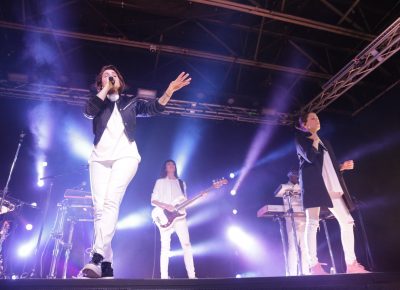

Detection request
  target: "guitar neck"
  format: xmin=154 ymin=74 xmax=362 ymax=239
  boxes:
xmin=175 ymin=185 xmax=213 ymax=211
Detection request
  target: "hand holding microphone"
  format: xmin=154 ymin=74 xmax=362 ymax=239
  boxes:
xmin=104 ymin=76 xmax=116 ymax=93
xmin=97 ymin=74 xmax=119 ymax=101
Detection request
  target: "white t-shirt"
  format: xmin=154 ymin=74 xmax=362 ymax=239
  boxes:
xmin=322 ymin=149 xmax=344 ymax=198
xmin=151 ymin=177 xmax=187 ymax=207
xmin=89 ymin=102 xmax=141 ymax=162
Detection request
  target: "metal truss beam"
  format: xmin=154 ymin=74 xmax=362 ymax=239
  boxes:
xmin=189 ymin=0 xmax=375 ymax=41
xmin=0 ymin=80 xmax=292 ymax=126
xmin=0 ymin=20 xmax=329 ymax=79
xmin=320 ymin=0 xmax=362 ymax=31
xmin=301 ymin=17 xmax=400 ymax=114
xmin=352 ymin=79 xmax=400 ymax=116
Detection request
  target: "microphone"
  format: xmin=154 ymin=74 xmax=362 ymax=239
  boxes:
xmin=108 ymin=76 xmax=115 ymax=85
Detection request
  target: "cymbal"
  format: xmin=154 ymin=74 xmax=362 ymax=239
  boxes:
xmin=0 ymin=199 xmax=16 ymax=215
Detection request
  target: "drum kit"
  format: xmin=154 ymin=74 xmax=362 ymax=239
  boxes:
xmin=0 ymin=132 xmax=93 ymax=279
xmin=0 ymin=195 xmax=22 ymax=278
xmin=0 ymin=132 xmax=32 ymax=278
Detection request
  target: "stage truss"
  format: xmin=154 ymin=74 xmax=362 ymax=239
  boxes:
xmin=0 ymin=80 xmax=293 ymax=126
xmin=301 ymin=17 xmax=400 ymax=114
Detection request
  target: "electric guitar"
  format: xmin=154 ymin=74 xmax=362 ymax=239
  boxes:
xmin=151 ymin=178 xmax=228 ymax=231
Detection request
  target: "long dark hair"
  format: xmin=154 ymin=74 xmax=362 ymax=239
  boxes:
xmin=95 ymin=64 xmax=126 ymax=94
xmin=160 ymin=159 xmax=179 ymax=178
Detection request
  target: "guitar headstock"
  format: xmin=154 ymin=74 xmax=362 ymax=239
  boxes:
xmin=212 ymin=178 xmax=228 ymax=189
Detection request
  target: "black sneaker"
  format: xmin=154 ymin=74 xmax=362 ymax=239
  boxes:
xmin=101 ymin=262 xmax=114 ymax=279
xmin=80 ymin=253 xmax=103 ymax=278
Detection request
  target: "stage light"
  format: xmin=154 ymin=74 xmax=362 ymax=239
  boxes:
xmin=232 ymin=209 xmax=238 ymax=215
xmin=236 ymin=272 xmax=257 ymax=278
xmin=227 ymin=226 xmax=244 ymax=242
xmin=66 ymin=127 xmax=92 ymax=160
xmin=232 ymin=84 xmax=293 ymax=194
xmin=255 ymin=142 xmax=295 ymax=168
xmin=169 ymin=240 xmax=223 ymax=257
xmin=29 ymin=104 xmax=53 ymax=189
xmin=172 ymin=120 xmax=204 ymax=177
xmin=28 ymin=103 xmax=53 ymax=151
xmin=25 ymin=224 xmax=33 ymax=231
xmin=226 ymin=225 xmax=267 ymax=262
xmin=17 ymin=240 xmax=36 ymax=258
xmin=229 ymin=173 xmax=235 ymax=179
xmin=11 ymin=274 xmax=18 ymax=280
xmin=230 ymin=189 xmax=237 ymax=196
xmin=117 ymin=209 xmax=150 ymax=230
xmin=31 ymin=202 xmax=38 ymax=208
xmin=343 ymin=132 xmax=400 ymax=161
xmin=187 ymin=207 xmax=220 ymax=228
xmin=37 ymin=158 xmax=47 ymax=187
xmin=174 ymin=157 xmax=185 ymax=178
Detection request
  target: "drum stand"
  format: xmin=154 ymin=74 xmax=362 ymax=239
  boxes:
xmin=274 ymin=216 xmax=289 ymax=276
xmin=47 ymin=199 xmax=92 ymax=278
xmin=48 ymin=200 xmax=68 ymax=279
xmin=283 ymin=190 xmax=303 ymax=276
xmin=321 ymin=217 xmax=337 ymax=274
xmin=61 ymin=219 xmax=76 ymax=279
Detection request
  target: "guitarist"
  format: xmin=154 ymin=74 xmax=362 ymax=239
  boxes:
xmin=151 ymin=160 xmax=196 ymax=279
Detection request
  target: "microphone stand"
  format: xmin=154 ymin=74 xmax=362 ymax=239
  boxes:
xmin=0 ymin=131 xmax=25 ymax=212
xmin=352 ymin=195 xmax=375 ymax=271
xmin=29 ymin=176 xmax=56 ymax=278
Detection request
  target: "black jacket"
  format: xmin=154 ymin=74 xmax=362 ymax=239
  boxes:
xmin=84 ymin=95 xmax=165 ymax=145
xmin=295 ymin=129 xmax=355 ymax=211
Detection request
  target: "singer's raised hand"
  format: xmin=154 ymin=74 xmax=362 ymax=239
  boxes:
xmin=167 ymin=72 xmax=191 ymax=94
xmin=158 ymin=72 xmax=191 ymax=105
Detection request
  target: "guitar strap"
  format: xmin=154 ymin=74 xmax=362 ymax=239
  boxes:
xmin=178 ymin=179 xmax=186 ymax=197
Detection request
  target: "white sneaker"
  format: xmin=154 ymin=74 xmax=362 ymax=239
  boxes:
xmin=80 ymin=263 xmax=101 ymax=278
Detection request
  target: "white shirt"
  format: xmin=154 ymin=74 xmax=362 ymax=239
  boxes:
xmin=151 ymin=177 xmax=187 ymax=207
xmin=89 ymin=102 xmax=141 ymax=162
xmin=322 ymin=149 xmax=344 ymax=198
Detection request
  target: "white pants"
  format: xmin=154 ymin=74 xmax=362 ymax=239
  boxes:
xmin=159 ymin=218 xmax=196 ymax=279
xmin=305 ymin=197 xmax=356 ymax=267
xmin=89 ymin=157 xmax=139 ymax=263
xmin=285 ymin=217 xmax=309 ymax=275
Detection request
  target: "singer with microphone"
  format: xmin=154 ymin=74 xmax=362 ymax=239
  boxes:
xmin=79 ymin=65 xmax=191 ymax=279
xmin=295 ymin=112 xmax=369 ymax=275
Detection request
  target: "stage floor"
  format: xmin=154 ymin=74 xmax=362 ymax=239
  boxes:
xmin=0 ymin=273 xmax=399 ymax=290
